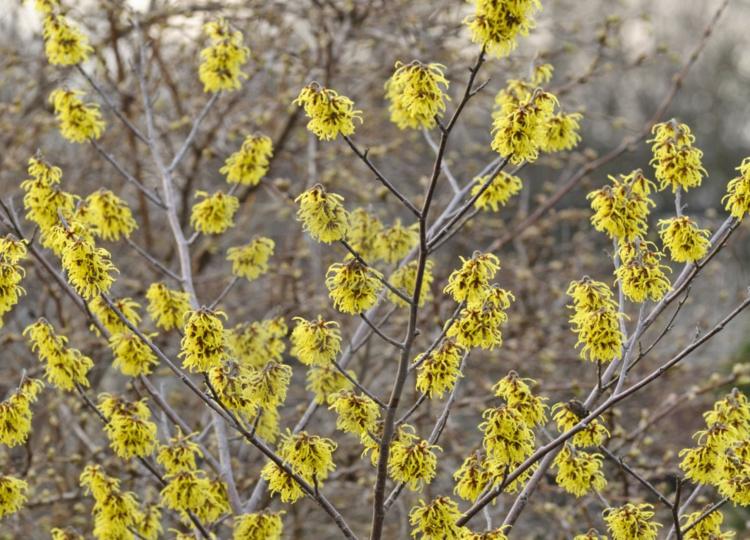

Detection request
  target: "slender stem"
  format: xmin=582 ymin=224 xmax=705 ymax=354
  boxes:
xmin=90 ymin=140 xmax=164 ymax=207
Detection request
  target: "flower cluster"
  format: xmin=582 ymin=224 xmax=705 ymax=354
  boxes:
xmin=294 ymin=83 xmax=362 ymax=140
xmin=179 ymin=308 xmax=227 ymax=372
xmin=79 ymin=465 xmax=146 ymax=539
xmin=326 ymin=259 xmax=383 ymax=314
xmin=444 ymin=252 xmax=500 ymax=307
xmin=199 ymin=19 xmax=250 ymax=92
xmin=345 ymin=208 xmax=383 ymax=260
xmin=41 ymin=14 xmax=92 ymax=65
xmin=465 ymin=0 xmax=542 ymax=58
xmin=160 ymin=470 xmax=228 ymax=522
xmin=414 ymin=338 xmax=464 ymax=399
xmin=290 ymin=316 xmax=341 ymax=366
xmin=472 ymin=172 xmax=523 ymax=212
xmin=615 ymin=241 xmax=671 ymax=303
xmin=447 ymin=285 xmax=514 ymax=350
xmin=0 ymin=235 xmax=26 ymax=326
xmin=306 ymin=364 xmax=354 ymax=405
xmin=567 ymin=277 xmax=624 ymax=363
xmin=388 ymin=429 xmax=440 ymax=491
xmin=378 ymin=220 xmax=419 ymax=263
xmin=385 ymin=61 xmax=450 ymax=129
xmin=650 ymin=120 xmax=706 ymax=192
xmin=99 ymin=394 xmax=157 ymax=459
xmin=409 ymin=497 xmax=468 ymax=540
xmin=681 ymin=508 xmax=734 ymax=540
xmin=0 ymin=475 xmax=28 ymax=519
xmin=0 ymin=378 xmax=44 ymax=447
xmin=146 ymin=282 xmax=190 ymax=330
xmin=221 ymin=133 xmax=273 ymax=186
xmin=190 ymin=191 xmax=239 ymax=234
xmin=453 ymin=452 xmax=490 ymax=502
xmin=542 ymin=111 xmax=584 ymax=152
xmin=157 ymin=429 xmax=204 ymax=474
xmin=233 ymin=511 xmax=284 ymax=540
xmin=226 ymin=317 xmax=287 ymax=368
xmin=603 ymin=503 xmax=661 ymax=540
xmin=724 ymin=157 xmax=750 ymax=220
xmin=24 ymin=319 xmax=94 ymax=390
xmin=83 ymin=190 xmax=137 ymax=241
xmin=89 ymin=295 xmax=141 ymax=336
xmin=328 ymin=390 xmax=381 ymax=435
xmin=553 ymin=445 xmax=606 ymax=497
xmin=388 ymin=260 xmax=434 ymax=308
xmin=552 ymin=401 xmax=609 ymax=448
xmin=60 ymin=231 xmax=118 ymax=299
xmin=109 ymin=330 xmax=159 ymax=376
xmin=587 ymin=170 xmax=655 ymax=241
xmin=295 ymin=185 xmax=349 ymax=243
xmin=492 ymin=371 xmax=547 ymax=428
xmin=658 ymin=215 xmax=710 ymax=263
xmin=49 ymin=88 xmax=105 ymax=143
xmin=20 ymin=155 xmax=75 ymax=242
xmin=227 ymin=236 xmax=275 ymax=281
xmin=491 ymin=89 xmax=558 ymax=164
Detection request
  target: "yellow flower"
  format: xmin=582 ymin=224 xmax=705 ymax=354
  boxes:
xmin=0 ymin=475 xmax=28 ymax=519
xmin=658 ymin=215 xmax=710 ymax=263
xmin=723 ymin=157 xmax=750 ymax=220
xmin=0 ymin=236 xmax=26 ymax=327
xmin=260 ymin=462 xmax=305 ymax=503
xmin=472 ymin=172 xmax=523 ymax=212
xmin=409 ymin=497 xmax=468 ymax=540
xmin=446 ymin=287 xmax=513 ymax=351
xmin=346 ymin=208 xmax=384 ymax=261
xmin=603 ymin=503 xmax=661 ymax=540
xmin=295 ymin=185 xmax=349 ymax=243
xmin=388 ymin=260 xmax=434 ymax=308
xmin=290 ymin=316 xmax=341 ymax=366
xmin=453 ymin=452 xmax=490 ymax=502
xmin=195 ymin=478 xmax=230 ymax=523
xmin=190 ymin=191 xmax=239 ymax=234
xmin=294 ymin=83 xmax=362 ymax=140
xmin=33 ymin=0 xmax=58 ymax=15
xmin=587 ymin=170 xmax=655 ymax=241
xmin=444 ymin=252 xmax=500 ymax=308
xmin=42 ymin=14 xmax=92 ymax=65
xmin=49 ymin=88 xmax=105 ymax=143
xmin=244 ymin=360 xmax=293 ymax=409
xmin=388 ymin=433 xmax=440 ymax=491
xmin=180 ymin=308 xmax=227 ymax=373
xmin=24 ymin=319 xmax=93 ymax=391
xmin=551 ymin=401 xmax=609 ymax=448
xmin=227 ymin=236 xmax=275 ymax=280
xmin=614 ymin=241 xmax=671 ymax=303
xmin=572 ymin=530 xmax=607 ymax=540
xmin=61 ymin=236 xmax=118 ymax=299
xmin=136 ymin=503 xmax=162 ymax=540
xmin=567 ymin=277 xmax=623 ymax=363
xmin=199 ymin=19 xmax=250 ymax=93
xmin=377 ymin=220 xmax=419 ymax=263
xmin=385 ymin=61 xmax=450 ymax=130
xmin=480 ymin=405 xmax=535 ymax=468
xmin=157 ymin=428 xmax=203 ymax=474
xmin=50 ymin=527 xmax=85 ymax=540
xmin=226 ymin=318 xmax=287 ymax=369
xmin=80 ymin=464 xmax=144 ymax=538
xmin=326 ymin=259 xmax=383 ymax=314
xmin=110 ymin=330 xmax=159 ymax=376
xmin=328 ymin=390 xmax=380 ymax=435
xmin=146 ymin=282 xmax=190 ymax=331
xmin=492 ymin=371 xmax=547 ymax=427
xmin=540 ymin=111 xmax=583 ymax=152
xmin=491 ymin=90 xmax=557 ymax=164
xmin=682 ymin=508 xmax=735 ymax=540
xmin=465 ymin=0 xmax=542 ymax=58
xmin=414 ymin=339 xmax=463 ymax=399
xmin=279 ymin=430 xmax=337 ymax=482
xmin=88 ymin=295 xmax=140 ymax=336
xmin=305 ymin=364 xmax=354 ymax=404
xmin=704 ymin=389 xmax=750 ymax=440
xmin=20 ymin=155 xmax=76 ymax=234
xmin=0 ymin=378 xmax=44 ymax=447
xmin=160 ymin=470 xmax=214 ymax=513
xmin=462 ymin=527 xmax=510 ymax=540
xmin=650 ymin=120 xmax=706 ymax=192
xmin=221 ymin=133 xmax=273 ymax=185
xmin=83 ymin=190 xmax=137 ymax=241
xmin=207 ymin=362 xmax=258 ymax=417
xmin=553 ymin=445 xmax=607 ymax=497
xmin=233 ymin=511 xmax=284 ymax=540
xmin=99 ymin=394 xmax=157 ymax=459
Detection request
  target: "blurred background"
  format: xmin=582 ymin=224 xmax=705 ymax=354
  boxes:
xmin=1 ymin=0 xmax=750 ymax=537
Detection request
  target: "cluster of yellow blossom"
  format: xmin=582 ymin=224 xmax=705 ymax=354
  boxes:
xmin=471 ymin=171 xmax=523 ymax=212
xmin=0 ymin=378 xmax=44 ymax=447
xmin=179 ymin=308 xmax=227 ymax=372
xmin=79 ymin=464 xmax=158 ymax=539
xmin=208 ymin=361 xmax=258 ymax=417
xmin=49 ymin=88 xmax=105 ymax=143
xmin=305 ymin=364 xmax=354 ymax=405
xmin=567 ymin=277 xmax=624 ymax=363
xmin=160 ymin=469 xmax=229 ymax=523
xmin=24 ymin=319 xmax=94 ymax=390
xmin=465 ymin=0 xmax=542 ymax=58
xmin=190 ymin=191 xmax=239 ymax=234
xmin=680 ymin=389 xmax=750 ymax=505
xmin=199 ymin=19 xmax=250 ymax=93
xmin=615 ymin=240 xmax=671 ymax=303
xmin=378 ymin=220 xmax=419 ymax=263
xmin=146 ymin=282 xmax=190 ymax=330
xmin=233 ymin=511 xmax=284 ymax=540
xmin=723 ymin=157 xmax=750 ymax=220
xmin=385 ymin=61 xmax=450 ymax=129
xmin=414 ymin=338 xmax=464 ymax=399
xmin=388 ymin=260 xmax=434 ymax=308
xmin=82 ymin=190 xmax=137 ymax=241
xmin=99 ymin=394 xmax=157 ymax=459
xmin=345 ymin=208 xmax=383 ymax=260
xmin=294 ymin=83 xmax=362 ymax=140
xmin=603 ymin=502 xmax=661 ymax=540
xmin=0 ymin=475 xmax=28 ymax=520
xmin=109 ymin=329 xmax=159 ymax=376
xmin=553 ymin=444 xmax=606 ymax=497
xmin=444 ymin=252 xmax=500 ymax=307
xmin=681 ymin=507 xmax=735 ymax=540
xmin=0 ymin=235 xmax=27 ymax=326
xmin=388 ymin=427 xmax=440 ymax=491
xmin=658 ymin=215 xmax=710 ymax=263
xmin=491 ymin=89 xmax=558 ymax=164
xmin=587 ymin=170 xmax=655 ymax=241
xmin=221 ymin=133 xmax=273 ymax=186
xmin=649 ymin=121 xmax=706 ymax=192
xmin=326 ymin=259 xmax=383 ymax=314
xmin=262 ymin=431 xmax=336 ymax=502
xmin=295 ymin=184 xmax=349 ymax=243
xmin=60 ymin=230 xmax=118 ymax=299
xmin=551 ymin=401 xmax=609 ymax=448
xmin=20 ymin=155 xmax=74 ymax=244
xmin=157 ymin=429 xmax=203 ymax=474
xmin=226 ymin=236 xmax=274 ymax=281
xmin=409 ymin=497 xmax=468 ymax=540
xmin=290 ymin=316 xmax=342 ymax=366
xmin=226 ymin=317 xmax=286 ymax=368
xmin=41 ymin=13 xmax=92 ymax=66
xmin=328 ymin=390 xmax=380 ymax=436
